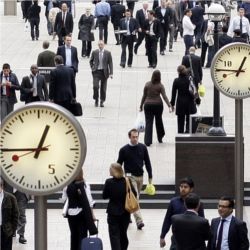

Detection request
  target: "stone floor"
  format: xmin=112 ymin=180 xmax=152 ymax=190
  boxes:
xmin=1 ymin=0 xmax=250 ymax=249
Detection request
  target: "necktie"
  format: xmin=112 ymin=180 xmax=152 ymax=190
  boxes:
xmin=99 ymin=50 xmax=103 ymax=69
xmin=216 ymin=219 xmax=226 ymax=250
xmin=5 ymin=75 xmax=10 ymax=97
xmin=240 ymin=17 xmax=243 ymax=33
xmin=126 ymin=18 xmax=130 ymax=35
xmin=62 ymin=13 xmax=65 ymax=27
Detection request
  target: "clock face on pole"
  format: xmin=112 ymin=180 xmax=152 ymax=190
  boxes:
xmin=211 ymin=42 xmax=250 ymax=99
xmin=0 ymin=102 xmax=87 ymax=195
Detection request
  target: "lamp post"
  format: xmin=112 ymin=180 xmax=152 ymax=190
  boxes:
xmin=207 ymin=3 xmax=226 ymax=136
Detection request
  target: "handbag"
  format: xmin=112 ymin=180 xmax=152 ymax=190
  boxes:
xmin=134 ymin=111 xmax=145 ymax=133
xmin=188 ymin=55 xmax=199 ymax=99
xmin=125 ymin=178 xmax=140 ymax=213
xmin=70 ymin=100 xmax=83 ymax=116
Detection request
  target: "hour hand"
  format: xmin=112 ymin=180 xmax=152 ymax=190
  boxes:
xmin=215 ymin=69 xmax=245 ymax=73
xmin=236 ymin=56 xmax=247 ymax=77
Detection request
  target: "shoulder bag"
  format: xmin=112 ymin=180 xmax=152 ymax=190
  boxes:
xmin=125 ymin=177 xmax=140 ymax=213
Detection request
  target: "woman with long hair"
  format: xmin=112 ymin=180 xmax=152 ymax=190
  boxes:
xmin=140 ymin=70 xmax=173 ymax=146
xmin=170 ymin=65 xmax=197 ymax=133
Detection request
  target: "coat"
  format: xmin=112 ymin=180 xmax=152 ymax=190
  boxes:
xmin=37 ymin=50 xmax=56 ymax=67
xmin=78 ymin=14 xmax=95 ymax=41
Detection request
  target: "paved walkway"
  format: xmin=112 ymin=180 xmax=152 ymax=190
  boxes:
xmin=1 ymin=1 xmax=250 ymax=249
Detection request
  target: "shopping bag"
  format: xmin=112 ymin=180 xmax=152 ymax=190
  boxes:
xmin=198 ymin=84 xmax=206 ymax=97
xmin=134 ymin=111 xmax=145 ymax=133
xmin=24 ymin=20 xmax=30 ymax=32
xmin=144 ymin=184 xmax=156 ymax=195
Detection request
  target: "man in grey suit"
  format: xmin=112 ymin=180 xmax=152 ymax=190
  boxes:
xmin=20 ymin=64 xmax=49 ymax=104
xmin=89 ymin=40 xmax=113 ymax=107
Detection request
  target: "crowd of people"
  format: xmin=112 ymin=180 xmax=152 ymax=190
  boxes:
xmin=1 ymin=0 xmax=250 ymax=249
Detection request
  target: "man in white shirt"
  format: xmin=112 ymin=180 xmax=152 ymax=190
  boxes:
xmin=228 ymin=8 xmax=250 ymax=41
xmin=182 ymin=9 xmax=195 ymax=55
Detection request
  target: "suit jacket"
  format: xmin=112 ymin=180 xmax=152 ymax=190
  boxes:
xmin=49 ymin=64 xmax=76 ymax=102
xmin=89 ymin=49 xmax=113 ymax=79
xmin=1 ymin=191 xmax=19 ymax=238
xmin=144 ymin=18 xmax=163 ymax=39
xmin=181 ymin=53 xmax=203 ymax=86
xmin=111 ymin=3 xmax=125 ymax=26
xmin=191 ymin=5 xmax=204 ymax=26
xmin=20 ymin=74 xmax=49 ymax=103
xmin=54 ymin=11 xmax=74 ymax=35
xmin=0 ymin=71 xmax=20 ymax=104
xmin=155 ymin=6 xmax=171 ymax=28
xmin=37 ymin=50 xmax=56 ymax=67
xmin=136 ymin=8 xmax=148 ymax=30
xmin=219 ymin=33 xmax=233 ymax=49
xmin=207 ymin=216 xmax=249 ymax=250
xmin=172 ymin=211 xmax=210 ymax=250
xmin=119 ymin=17 xmax=139 ymax=40
xmin=57 ymin=45 xmax=79 ymax=73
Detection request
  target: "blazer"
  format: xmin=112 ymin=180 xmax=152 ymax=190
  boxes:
xmin=191 ymin=5 xmax=204 ymax=26
xmin=119 ymin=17 xmax=139 ymax=38
xmin=89 ymin=49 xmax=113 ymax=79
xmin=1 ymin=191 xmax=19 ymax=238
xmin=172 ymin=211 xmax=210 ymax=250
xmin=219 ymin=33 xmax=233 ymax=49
xmin=111 ymin=3 xmax=125 ymax=26
xmin=49 ymin=64 xmax=76 ymax=102
xmin=0 ymin=71 xmax=20 ymax=104
xmin=136 ymin=8 xmax=148 ymax=30
xmin=20 ymin=74 xmax=49 ymax=103
xmin=181 ymin=53 xmax=203 ymax=86
xmin=155 ymin=6 xmax=171 ymax=27
xmin=207 ymin=216 xmax=249 ymax=250
xmin=54 ymin=11 xmax=74 ymax=35
xmin=103 ymin=177 xmax=136 ymax=216
xmin=57 ymin=45 xmax=79 ymax=73
xmin=37 ymin=50 xmax=56 ymax=67
xmin=27 ymin=3 xmax=41 ymax=19
xmin=144 ymin=18 xmax=163 ymax=39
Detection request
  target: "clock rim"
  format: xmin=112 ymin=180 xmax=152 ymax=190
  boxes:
xmin=211 ymin=42 xmax=250 ymax=100
xmin=0 ymin=102 xmax=87 ymax=196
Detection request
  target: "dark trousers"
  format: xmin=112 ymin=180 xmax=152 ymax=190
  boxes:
xmin=67 ymin=212 xmax=88 ymax=250
xmin=46 ymin=14 xmax=53 ymax=35
xmin=183 ymin=35 xmax=194 ymax=55
xmin=30 ymin=18 xmax=40 ymax=39
xmin=54 ymin=100 xmax=72 ymax=112
xmin=177 ymin=114 xmax=190 ymax=133
xmin=81 ymin=40 xmax=92 ymax=57
xmin=0 ymin=96 xmax=14 ymax=122
xmin=174 ymin=21 xmax=183 ymax=40
xmin=108 ymin=213 xmax=130 ymax=250
xmin=127 ymin=1 xmax=135 ymax=16
xmin=113 ymin=23 xmax=120 ymax=43
xmin=1 ymin=227 xmax=13 ymax=250
xmin=134 ymin=31 xmax=146 ymax=53
xmin=98 ymin=16 xmax=109 ymax=44
xmin=166 ymin=25 xmax=175 ymax=49
xmin=200 ymin=41 xmax=208 ymax=67
xmin=206 ymin=45 xmax=215 ymax=67
xmin=92 ymin=70 xmax=107 ymax=102
xmin=145 ymin=36 xmax=158 ymax=67
xmin=144 ymin=103 xmax=165 ymax=145
xmin=194 ymin=22 xmax=203 ymax=48
xmin=160 ymin=24 xmax=168 ymax=52
xmin=120 ymin=35 xmax=134 ymax=66
xmin=58 ymin=27 xmax=67 ymax=46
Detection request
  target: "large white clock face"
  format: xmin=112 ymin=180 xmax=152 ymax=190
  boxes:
xmin=0 ymin=103 xmax=87 ymax=195
xmin=211 ymin=42 xmax=250 ymax=99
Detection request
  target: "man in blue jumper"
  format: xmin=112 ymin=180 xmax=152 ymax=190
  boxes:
xmin=117 ymin=128 xmax=153 ymax=230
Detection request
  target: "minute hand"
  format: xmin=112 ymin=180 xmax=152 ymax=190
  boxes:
xmin=34 ymin=125 xmax=50 ymax=159
xmin=236 ymin=57 xmax=247 ymax=77
xmin=215 ymin=69 xmax=245 ymax=72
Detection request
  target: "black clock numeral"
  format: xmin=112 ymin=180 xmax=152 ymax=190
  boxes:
xmin=54 ymin=176 xmax=60 ymax=184
xmin=19 ymin=176 xmax=24 ymax=184
xmin=48 ymin=164 xmax=55 ymax=174
xmin=224 ymin=61 xmax=232 ymax=67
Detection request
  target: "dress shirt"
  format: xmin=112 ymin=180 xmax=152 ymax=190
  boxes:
xmin=62 ymin=11 xmax=66 ymax=26
xmin=216 ymin=214 xmax=233 ymax=250
xmin=31 ymin=74 xmax=38 ymax=96
xmin=126 ymin=18 xmax=131 ymax=35
xmin=182 ymin=15 xmax=195 ymax=36
xmin=95 ymin=1 xmax=111 ymax=17
xmin=0 ymin=191 xmax=3 ymax=226
xmin=149 ymin=21 xmax=155 ymax=36
xmin=228 ymin=16 xmax=250 ymax=37
xmin=161 ymin=8 xmax=166 ymax=23
xmin=65 ymin=46 xmax=72 ymax=67
xmin=1 ymin=75 xmax=8 ymax=95
xmin=98 ymin=49 xmax=104 ymax=70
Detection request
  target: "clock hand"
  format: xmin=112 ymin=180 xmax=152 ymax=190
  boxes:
xmin=12 ymin=145 xmax=50 ymax=162
xmin=235 ymin=56 xmax=247 ymax=77
xmin=215 ymin=69 xmax=246 ymax=73
xmin=1 ymin=147 xmax=49 ymax=152
xmin=34 ymin=125 xmax=50 ymax=159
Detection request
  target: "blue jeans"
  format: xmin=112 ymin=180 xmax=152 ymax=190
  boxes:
xmin=183 ymin=35 xmax=194 ymax=55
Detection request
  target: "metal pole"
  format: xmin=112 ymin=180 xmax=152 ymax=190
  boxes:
xmin=35 ymin=196 xmax=47 ymax=250
xmin=235 ymin=99 xmax=244 ymax=219
xmin=207 ymin=21 xmax=226 ymax=136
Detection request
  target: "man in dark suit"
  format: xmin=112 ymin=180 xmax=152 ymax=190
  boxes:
xmin=181 ymin=46 xmax=203 ymax=89
xmin=145 ymin=10 xmax=162 ymax=68
xmin=90 ymin=40 xmax=113 ymax=107
xmin=37 ymin=41 xmax=56 ymax=67
xmin=219 ymin=25 xmax=233 ymax=49
xmin=0 ymin=63 xmax=20 ymax=122
xmin=111 ymin=1 xmax=126 ymax=45
xmin=54 ymin=3 xmax=74 ymax=46
xmin=20 ymin=64 xmax=49 ymax=104
xmin=0 ymin=177 xmax=19 ymax=250
xmin=126 ymin=0 xmax=138 ymax=16
xmin=191 ymin=2 xmax=204 ymax=48
xmin=49 ymin=55 xmax=76 ymax=111
xmin=208 ymin=197 xmax=249 ymax=250
xmin=171 ymin=193 xmax=210 ymax=250
xmin=57 ymin=35 xmax=79 ymax=75
xmin=119 ymin=9 xmax=139 ymax=68
xmin=134 ymin=1 xmax=149 ymax=55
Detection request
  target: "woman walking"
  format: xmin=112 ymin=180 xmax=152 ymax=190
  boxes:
xmin=78 ymin=7 xmax=95 ymax=58
xmin=140 ymin=70 xmax=173 ymax=146
xmin=170 ymin=65 xmax=197 ymax=133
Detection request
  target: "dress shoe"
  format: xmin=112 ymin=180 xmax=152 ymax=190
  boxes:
xmin=100 ymin=101 xmax=104 ymax=107
xmin=145 ymin=143 xmax=151 ymax=147
xmin=95 ymin=100 xmax=98 ymax=107
xmin=137 ymin=222 xmax=145 ymax=230
xmin=134 ymin=48 xmax=138 ymax=54
xmin=148 ymin=65 xmax=153 ymax=68
xmin=115 ymin=42 xmax=120 ymax=45
xmin=160 ymin=51 xmax=165 ymax=55
xmin=152 ymin=65 xmax=156 ymax=69
xmin=13 ymin=233 xmax=16 ymax=237
xmin=19 ymin=235 xmax=27 ymax=244
xmin=158 ymin=139 xmax=163 ymax=143
xmin=120 ymin=64 xmax=125 ymax=68
xmin=127 ymin=65 xmax=132 ymax=67
xmin=169 ymin=48 xmax=173 ymax=52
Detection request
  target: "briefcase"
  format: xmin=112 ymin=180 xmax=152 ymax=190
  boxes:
xmin=70 ymin=101 xmax=83 ymax=116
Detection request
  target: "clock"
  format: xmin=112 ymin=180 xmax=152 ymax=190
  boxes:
xmin=211 ymin=42 xmax=250 ymax=99
xmin=0 ymin=102 xmax=87 ymax=195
